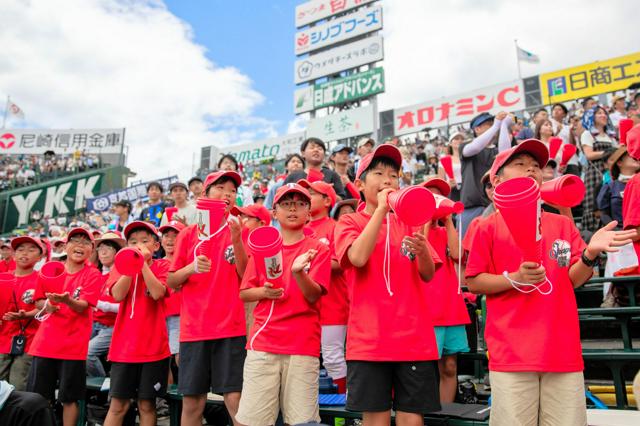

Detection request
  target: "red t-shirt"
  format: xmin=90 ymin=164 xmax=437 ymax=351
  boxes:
xmin=463 ymin=216 xmax=484 ymax=254
xmin=465 ymin=211 xmax=585 ymax=372
xmin=108 ymin=259 xmax=171 ymax=363
xmin=93 ymin=270 xmax=120 ymax=327
xmin=0 ymin=259 xmax=16 ymax=273
xmin=29 ymin=264 xmax=101 ymax=360
xmin=622 ymin=173 xmax=640 ymax=261
xmin=0 ymin=272 xmax=39 ymax=354
xmin=164 ymin=288 xmax=181 ymax=317
xmin=334 ymin=211 xmax=442 ymax=362
xmin=426 ymin=225 xmax=470 ymax=326
xmin=170 ymin=224 xmax=245 ymax=341
xmin=307 ymin=216 xmax=349 ymax=326
xmin=242 ymin=237 xmax=331 ymax=357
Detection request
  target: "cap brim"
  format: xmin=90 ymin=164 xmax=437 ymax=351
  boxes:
xmin=514 ymin=139 xmax=550 ymax=169
xmin=65 ymin=228 xmax=94 ymax=243
xmin=95 ymin=236 xmax=126 ymax=249
xmin=10 ymin=236 xmax=44 ymax=253
xmin=123 ymin=221 xmax=158 ymax=239
xmin=422 ymin=178 xmax=451 ymax=197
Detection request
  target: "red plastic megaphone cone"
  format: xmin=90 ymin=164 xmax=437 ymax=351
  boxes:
xmin=247 ymin=226 xmax=284 ymax=289
xmin=548 ymin=137 xmax=563 ymax=159
xmin=387 ymin=186 xmax=435 ymax=226
xmin=494 ymin=177 xmax=542 ymax=262
xmin=440 ymin=155 xmax=454 ymax=180
xmin=540 ymin=175 xmax=586 ymax=207
xmin=560 ymin=144 xmax=577 ymax=166
xmin=114 ymin=247 xmax=145 ymax=276
xmin=432 ymin=194 xmax=464 ymax=220
xmin=165 ymin=207 xmax=178 ymax=222
xmin=38 ymin=261 xmax=67 ymax=295
xmin=195 ymin=199 xmax=227 ymax=240
xmin=619 ymin=118 xmax=634 ymax=145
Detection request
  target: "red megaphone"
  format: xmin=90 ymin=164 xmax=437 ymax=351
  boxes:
xmin=247 ymin=226 xmax=284 ymax=289
xmin=548 ymin=137 xmax=563 ymax=159
xmin=540 ymin=175 xmax=586 ymax=207
xmin=114 ymin=247 xmax=144 ymax=276
xmin=440 ymin=155 xmax=454 ymax=180
xmin=38 ymin=261 xmax=67 ymax=295
xmin=165 ymin=207 xmax=178 ymax=222
xmin=387 ymin=186 xmax=435 ymax=226
xmin=619 ymin=118 xmax=633 ymax=145
xmin=432 ymin=194 xmax=464 ymax=220
xmin=560 ymin=144 xmax=577 ymax=167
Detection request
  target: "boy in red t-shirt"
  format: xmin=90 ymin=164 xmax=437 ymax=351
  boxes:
xmin=104 ymin=221 xmax=170 ymax=426
xmin=168 ymin=170 xmax=247 ymax=426
xmin=334 ymin=144 xmax=442 ymax=425
xmin=466 ymin=139 xmax=635 ymax=425
xmin=422 ymin=178 xmax=470 ymax=403
xmin=0 ymin=236 xmax=44 ymax=391
xmin=236 ymin=183 xmax=331 ymax=425
xmin=0 ymin=242 xmax=16 ymax=273
xmin=27 ymin=227 xmax=101 ymax=426
xmin=298 ymin=178 xmax=349 ymax=393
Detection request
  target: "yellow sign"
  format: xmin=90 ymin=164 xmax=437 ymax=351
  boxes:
xmin=540 ymin=52 xmax=640 ymax=104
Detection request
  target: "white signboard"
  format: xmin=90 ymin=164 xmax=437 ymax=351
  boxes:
xmin=295 ymin=0 xmax=377 ymax=28
xmin=392 ymin=81 xmax=526 ymax=135
xmin=307 ymin=105 xmax=374 ymax=141
xmin=0 ymin=128 xmax=125 ymax=155
xmin=294 ymin=35 xmax=383 ymax=84
xmin=295 ymin=5 xmax=382 ymax=55
xmin=217 ymin=132 xmax=306 ymax=164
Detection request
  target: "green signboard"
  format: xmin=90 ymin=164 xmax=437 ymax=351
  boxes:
xmin=294 ymin=67 xmax=385 ymax=113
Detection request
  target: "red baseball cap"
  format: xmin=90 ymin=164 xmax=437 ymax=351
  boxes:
xmin=64 ymin=227 xmax=95 ymax=244
xmin=489 ymin=139 xmax=549 ymax=181
xmin=203 ymin=170 xmax=242 ymax=191
xmin=123 ymin=221 xmax=159 ymax=240
xmin=273 ymin=183 xmax=311 ymax=205
xmin=159 ymin=220 xmax=186 ymax=235
xmin=11 ymin=236 xmax=46 ymax=254
xmin=297 ymin=179 xmax=338 ymax=207
xmin=231 ymin=204 xmax=272 ymax=225
xmin=356 ymin=144 xmax=403 ymax=179
xmin=422 ymin=177 xmax=451 ymax=197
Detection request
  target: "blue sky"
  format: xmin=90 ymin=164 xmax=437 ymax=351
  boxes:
xmin=164 ymin=0 xmax=298 ymax=135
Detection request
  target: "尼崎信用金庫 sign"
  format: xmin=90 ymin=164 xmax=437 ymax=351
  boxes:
xmin=0 ymin=128 xmax=125 ymax=155
xmin=539 ymin=51 xmax=640 ymax=104
xmin=294 ymin=67 xmax=385 ymax=114
xmin=294 ymin=35 xmax=383 ymax=84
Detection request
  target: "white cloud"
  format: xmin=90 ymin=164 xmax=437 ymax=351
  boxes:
xmin=0 ymin=0 xmax=272 ymax=181
xmin=380 ymin=0 xmax=639 ymax=111
xmin=286 ymin=115 xmax=309 ymax=134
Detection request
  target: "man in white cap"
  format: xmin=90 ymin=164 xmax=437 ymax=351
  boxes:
xmin=352 ymin=137 xmax=374 ymax=178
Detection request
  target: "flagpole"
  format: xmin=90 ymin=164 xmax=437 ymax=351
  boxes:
xmin=1 ymin=96 xmax=9 ymax=129
xmin=514 ymin=39 xmax=522 ymax=80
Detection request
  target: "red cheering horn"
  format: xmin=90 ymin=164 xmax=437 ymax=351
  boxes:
xmin=540 ymin=175 xmax=585 ymax=207
xmin=548 ymin=137 xmax=563 ymax=159
xmin=493 ymin=177 xmax=542 ymax=263
xmin=247 ymin=226 xmax=284 ymax=289
xmin=619 ymin=119 xmax=634 ymax=145
xmin=432 ymin=194 xmax=464 ymax=220
xmin=114 ymin=247 xmax=144 ymax=276
xmin=560 ymin=144 xmax=577 ymax=167
xmin=38 ymin=261 xmax=67 ymax=295
xmin=165 ymin=207 xmax=178 ymax=222
xmin=387 ymin=185 xmax=435 ymax=226
xmin=440 ymin=155 xmax=454 ymax=180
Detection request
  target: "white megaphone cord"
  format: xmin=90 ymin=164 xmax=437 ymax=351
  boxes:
xmin=250 ymin=299 xmax=275 ymax=351
xmin=502 ymin=271 xmax=553 ymax=295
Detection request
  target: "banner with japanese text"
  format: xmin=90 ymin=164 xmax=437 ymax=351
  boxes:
xmin=0 ymin=128 xmax=125 ymax=155
xmin=294 ymin=67 xmax=385 ymax=113
xmin=295 ymin=5 xmax=382 ymax=55
xmin=295 ymin=0 xmax=377 ymax=28
xmin=307 ymin=105 xmax=374 ymax=141
xmin=539 ymin=51 xmax=640 ymax=104
xmin=86 ymin=175 xmax=179 ymax=212
xmin=392 ymin=81 xmax=525 ymax=135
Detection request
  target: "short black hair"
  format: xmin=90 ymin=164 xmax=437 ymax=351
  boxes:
xmin=581 ymin=97 xmax=595 ymax=108
xmin=188 ymin=176 xmax=203 ymax=186
xmin=551 ymin=103 xmax=568 ymax=115
xmin=217 ymin=154 xmax=238 ymax=170
xmin=300 ymin=137 xmax=326 ymax=153
xmin=126 ymin=226 xmax=159 ymax=242
xmin=284 ymin=153 xmax=306 ymax=169
xmin=534 ymin=108 xmax=548 ymax=116
xmin=146 ymin=181 xmax=164 ymax=193
xmin=359 ymin=157 xmax=400 ymax=181
xmin=496 ymin=152 xmax=538 ymax=177
xmin=205 ymin=175 xmax=239 ymax=195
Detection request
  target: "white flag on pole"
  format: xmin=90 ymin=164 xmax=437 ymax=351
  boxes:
xmin=517 ymin=46 xmax=540 ymax=63
xmin=8 ymin=101 xmax=25 ymax=119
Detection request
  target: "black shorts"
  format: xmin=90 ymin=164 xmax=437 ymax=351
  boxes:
xmin=346 ymin=360 xmax=441 ymax=414
xmin=26 ymin=357 xmax=86 ymax=403
xmin=178 ymin=336 xmax=246 ymax=395
xmin=109 ymin=358 xmax=170 ymax=400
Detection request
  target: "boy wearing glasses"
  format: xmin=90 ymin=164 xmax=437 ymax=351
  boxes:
xmin=168 ymin=170 xmax=247 ymax=426
xmin=27 ymin=228 xmax=102 ymax=426
xmin=236 ymin=183 xmax=331 ymax=426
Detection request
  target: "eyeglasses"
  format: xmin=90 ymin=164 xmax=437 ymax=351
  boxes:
xmin=277 ymin=200 xmax=310 ymax=210
xmin=68 ymin=238 xmax=92 ymax=246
